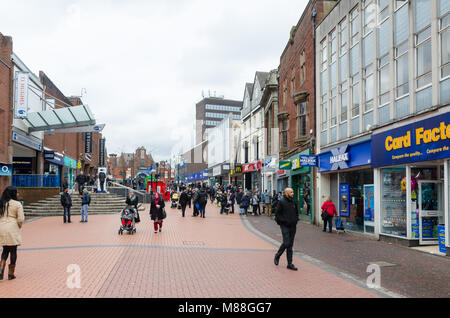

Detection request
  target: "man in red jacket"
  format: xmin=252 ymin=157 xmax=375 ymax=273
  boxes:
xmin=321 ymin=197 xmax=337 ymax=233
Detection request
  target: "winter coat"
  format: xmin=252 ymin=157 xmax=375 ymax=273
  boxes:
xmin=81 ymin=193 xmax=91 ymax=206
xmin=321 ymin=201 xmax=337 ymax=217
xmin=275 ymin=196 xmax=299 ymax=226
xmin=236 ymin=191 xmax=243 ymax=204
xmin=61 ymin=192 xmax=72 ymax=208
xmin=197 ymin=190 xmax=208 ymax=206
xmin=252 ymin=194 xmax=260 ymax=206
xmin=240 ymin=195 xmax=251 ymax=208
xmin=179 ymin=192 xmax=189 ymax=205
xmin=229 ymin=193 xmax=236 ymax=204
xmin=126 ymin=195 xmax=139 ymax=207
xmin=0 ymin=200 xmax=25 ymax=246
xmin=264 ymin=193 xmax=272 ymax=204
xmin=150 ymin=198 xmax=166 ymax=221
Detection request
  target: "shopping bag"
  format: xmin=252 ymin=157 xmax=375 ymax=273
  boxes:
xmin=335 ymin=217 xmax=344 ymax=229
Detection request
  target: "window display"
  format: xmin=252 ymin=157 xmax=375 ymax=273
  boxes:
xmin=381 ymin=167 xmax=407 ymax=237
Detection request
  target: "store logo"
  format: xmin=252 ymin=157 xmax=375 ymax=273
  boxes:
xmin=330 ymin=145 xmax=350 ymax=170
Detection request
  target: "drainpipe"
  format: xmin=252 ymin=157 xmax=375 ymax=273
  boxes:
xmin=311 ymin=5 xmax=317 ymax=225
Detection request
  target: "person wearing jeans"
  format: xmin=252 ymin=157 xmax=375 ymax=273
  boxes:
xmin=321 ymin=197 xmax=337 ymax=233
xmin=80 ymin=189 xmax=90 ymax=223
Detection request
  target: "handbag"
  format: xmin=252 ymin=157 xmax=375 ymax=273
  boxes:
xmin=321 ymin=210 xmax=328 ymax=220
xmin=160 ymin=208 xmax=167 ymax=220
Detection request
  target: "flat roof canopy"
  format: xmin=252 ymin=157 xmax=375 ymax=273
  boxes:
xmin=22 ymin=105 xmax=96 ymax=132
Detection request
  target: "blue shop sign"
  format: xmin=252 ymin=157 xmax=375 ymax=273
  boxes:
xmin=319 ymin=140 xmax=372 ymax=172
xmin=299 ymin=155 xmax=318 ymax=167
xmin=0 ymin=164 xmax=12 ymax=176
xmin=45 ymin=151 xmax=64 ymax=166
xmin=372 ymin=112 xmax=450 ymax=168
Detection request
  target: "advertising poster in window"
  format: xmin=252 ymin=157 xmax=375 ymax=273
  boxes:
xmin=364 ymin=185 xmax=374 ymax=222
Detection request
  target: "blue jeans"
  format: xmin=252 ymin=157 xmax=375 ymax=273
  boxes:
xmin=81 ymin=204 xmax=88 ymax=221
xmin=199 ymin=203 xmax=206 ymax=217
xmin=64 ymin=207 xmax=71 ymax=223
xmin=323 ymin=215 xmax=333 ymax=232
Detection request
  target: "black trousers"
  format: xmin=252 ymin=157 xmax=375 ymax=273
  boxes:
xmin=1 ymin=246 xmax=17 ymax=265
xmin=181 ymin=203 xmax=187 ymax=217
xmin=275 ymin=224 xmax=297 ymax=265
xmin=63 ymin=207 xmax=71 ymax=223
xmin=187 ymin=200 xmax=191 ymax=208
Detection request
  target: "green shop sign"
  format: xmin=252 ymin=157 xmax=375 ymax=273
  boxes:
xmin=279 ymin=161 xmax=292 ymax=170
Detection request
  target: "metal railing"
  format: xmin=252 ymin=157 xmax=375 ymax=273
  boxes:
xmin=108 ymin=181 xmax=153 ymax=204
xmin=12 ymin=175 xmax=59 ymax=188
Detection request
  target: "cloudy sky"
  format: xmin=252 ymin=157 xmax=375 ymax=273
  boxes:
xmin=0 ymin=0 xmax=308 ymax=162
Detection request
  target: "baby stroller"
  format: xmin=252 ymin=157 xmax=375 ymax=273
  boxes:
xmin=118 ymin=205 xmax=137 ymax=235
xmin=171 ymin=193 xmax=179 ymax=209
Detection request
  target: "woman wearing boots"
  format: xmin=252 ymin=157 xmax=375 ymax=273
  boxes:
xmin=150 ymin=192 xmax=165 ymax=233
xmin=0 ymin=186 xmax=24 ymax=280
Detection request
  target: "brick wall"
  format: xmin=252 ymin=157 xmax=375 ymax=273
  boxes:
xmin=0 ymin=33 xmax=13 ymax=193
xmin=18 ymin=187 xmax=60 ymax=206
xmin=278 ymin=0 xmax=336 ymax=159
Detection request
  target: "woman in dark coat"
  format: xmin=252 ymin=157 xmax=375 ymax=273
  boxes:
xmin=179 ymin=189 xmax=189 ymax=218
xmin=150 ymin=192 xmax=165 ymax=233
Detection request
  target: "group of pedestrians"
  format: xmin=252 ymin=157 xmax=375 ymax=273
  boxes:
xmin=176 ymin=186 xmax=208 ymax=218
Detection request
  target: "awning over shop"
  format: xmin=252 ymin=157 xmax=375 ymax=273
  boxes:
xmin=22 ymin=105 xmax=95 ymax=133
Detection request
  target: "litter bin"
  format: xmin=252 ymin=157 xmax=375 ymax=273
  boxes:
xmin=438 ymin=225 xmax=446 ymax=254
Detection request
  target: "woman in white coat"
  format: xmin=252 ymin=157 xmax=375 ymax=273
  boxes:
xmin=0 ymin=186 xmax=25 ymax=280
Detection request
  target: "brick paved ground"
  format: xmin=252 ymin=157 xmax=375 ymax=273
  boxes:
xmin=0 ymin=201 xmax=383 ymax=298
xmin=246 ymin=213 xmax=450 ymax=298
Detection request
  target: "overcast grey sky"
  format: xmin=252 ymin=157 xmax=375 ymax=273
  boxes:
xmin=0 ymin=0 xmax=308 ymax=162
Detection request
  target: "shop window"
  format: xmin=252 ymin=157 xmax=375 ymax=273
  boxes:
xmin=296 ymin=102 xmax=307 ymax=138
xmin=381 ymin=167 xmax=407 ymax=237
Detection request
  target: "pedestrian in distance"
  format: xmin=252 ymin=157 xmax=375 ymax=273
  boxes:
xmin=240 ymin=192 xmax=250 ymax=215
xmin=197 ymin=187 xmax=208 ymax=218
xmin=80 ymin=188 xmax=90 ymax=223
xmin=0 ymin=186 xmax=24 ymax=280
xmin=264 ymin=190 xmax=272 ymax=217
xmin=150 ymin=192 xmax=166 ymax=233
xmin=219 ymin=191 xmax=228 ymax=215
xmin=321 ymin=197 xmax=337 ymax=233
xmin=229 ymin=190 xmax=235 ymax=214
xmin=236 ymin=188 xmax=243 ymax=211
xmin=252 ymin=191 xmax=261 ymax=216
xmin=187 ymin=187 xmax=192 ymax=209
xmin=179 ymin=189 xmax=189 ymax=217
xmin=274 ymin=188 xmax=299 ymax=271
xmin=192 ymin=188 xmax=199 ymax=217
xmin=75 ymin=171 xmax=87 ymax=196
xmin=61 ymin=187 xmax=72 ymax=223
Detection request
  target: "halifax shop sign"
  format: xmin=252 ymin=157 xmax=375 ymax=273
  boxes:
xmin=319 ymin=140 xmax=372 ymax=172
xmin=372 ymin=112 xmax=450 ymax=168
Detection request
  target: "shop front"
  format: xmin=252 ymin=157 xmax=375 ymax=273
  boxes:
xmin=290 ymin=150 xmax=315 ymax=223
xmin=230 ymin=164 xmax=243 ymax=188
xmin=242 ymin=160 xmax=262 ymax=191
xmin=318 ymin=139 xmax=374 ymax=234
xmin=44 ymin=149 xmax=64 ymax=190
xmin=63 ymin=156 xmax=77 ymax=191
xmin=276 ymin=169 xmax=290 ymax=193
xmin=372 ymin=112 xmax=450 ymax=252
xmin=262 ymin=157 xmax=278 ymax=193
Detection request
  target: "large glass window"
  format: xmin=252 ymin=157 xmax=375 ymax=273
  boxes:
xmin=378 ymin=0 xmax=390 ymax=22
xmin=330 ymin=29 xmax=337 ymax=64
xmin=350 ymin=7 xmax=360 ymax=47
xmin=378 ymin=56 xmax=390 ymax=106
xmin=321 ymin=95 xmax=328 ymax=132
xmin=351 ymin=74 xmax=360 ymax=118
xmin=395 ymin=2 xmax=409 ymax=99
xmin=363 ymin=64 xmax=374 ymax=112
xmin=363 ymin=0 xmax=375 ymax=36
xmin=339 ymin=18 xmax=348 ymax=55
xmin=296 ymin=102 xmax=307 ymax=138
xmin=415 ymin=0 xmax=432 ymax=89
xmin=440 ymin=5 xmax=450 ymax=79
xmin=381 ymin=167 xmax=407 ymax=237
xmin=340 ymin=84 xmax=348 ymax=123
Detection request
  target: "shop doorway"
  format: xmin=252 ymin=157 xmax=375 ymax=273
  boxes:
xmin=418 ymin=180 xmax=444 ymax=245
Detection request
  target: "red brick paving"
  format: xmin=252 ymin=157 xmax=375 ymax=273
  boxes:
xmin=0 ymin=202 xmax=380 ymax=298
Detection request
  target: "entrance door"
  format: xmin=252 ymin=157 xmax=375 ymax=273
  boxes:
xmin=418 ymin=180 xmax=444 ymax=245
xmin=363 ymin=185 xmax=375 ymax=234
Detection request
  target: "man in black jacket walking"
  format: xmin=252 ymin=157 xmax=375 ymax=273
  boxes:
xmin=274 ymin=188 xmax=299 ymax=271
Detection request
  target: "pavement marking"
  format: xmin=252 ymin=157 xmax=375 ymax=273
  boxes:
xmin=239 ymin=215 xmax=406 ymax=299
xmin=18 ymin=244 xmax=275 ymax=253
xmin=366 ymin=261 xmax=397 ymax=267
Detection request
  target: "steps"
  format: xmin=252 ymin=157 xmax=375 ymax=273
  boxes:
xmin=24 ymin=192 xmax=128 ymax=217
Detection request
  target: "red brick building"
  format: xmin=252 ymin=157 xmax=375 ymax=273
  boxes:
xmin=277 ymin=0 xmax=336 ymax=222
xmin=0 ymin=33 xmax=13 ymax=193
